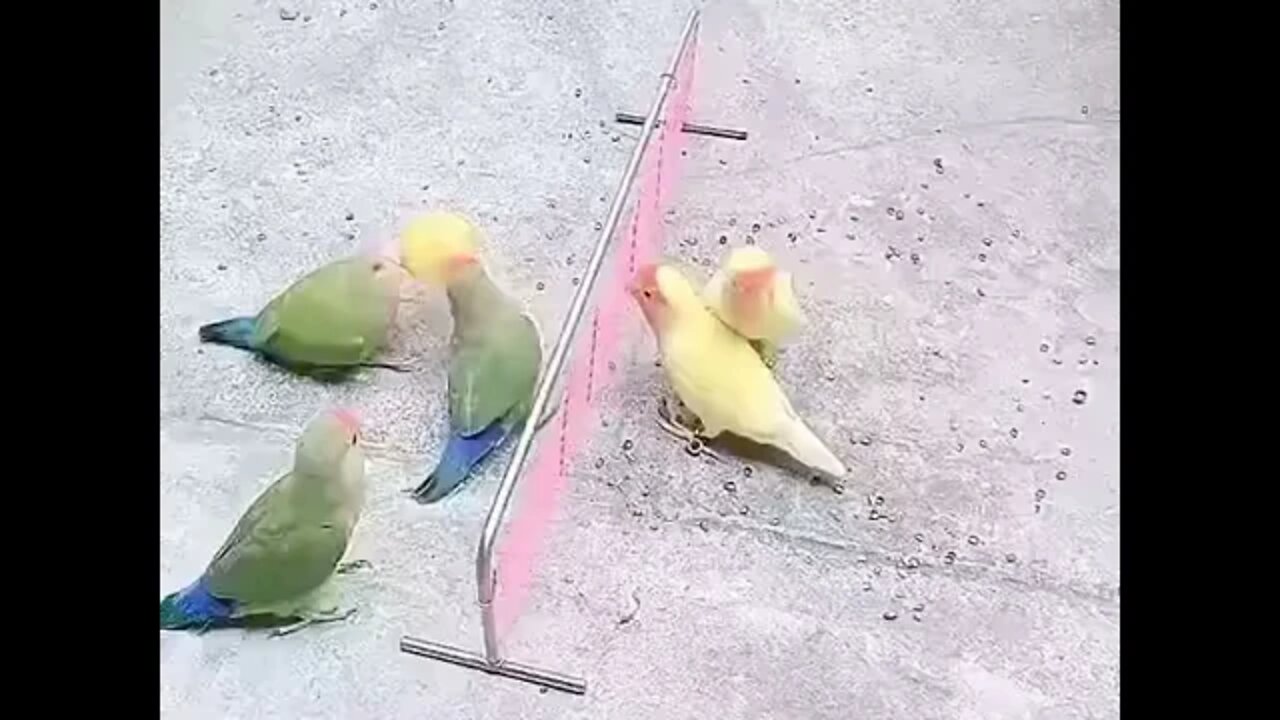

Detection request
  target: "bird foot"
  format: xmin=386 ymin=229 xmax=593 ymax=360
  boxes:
xmin=337 ymin=559 xmax=373 ymax=575
xmin=269 ymin=607 xmax=358 ymax=638
xmin=535 ymin=396 xmax=562 ymax=432
xmin=656 ymin=398 xmax=722 ymax=462
xmin=361 ymin=358 xmax=415 ymax=373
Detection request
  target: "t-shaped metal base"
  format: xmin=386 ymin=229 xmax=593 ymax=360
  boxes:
xmin=400 ymin=636 xmax=588 ymax=695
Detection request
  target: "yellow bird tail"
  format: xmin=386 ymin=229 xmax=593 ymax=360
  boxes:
xmin=774 ymin=408 xmax=847 ymax=479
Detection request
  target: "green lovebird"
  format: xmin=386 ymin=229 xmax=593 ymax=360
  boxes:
xmin=198 ymin=254 xmax=408 ymax=380
xmin=397 ymin=212 xmax=543 ymax=504
xmin=160 ymin=408 xmax=370 ymax=636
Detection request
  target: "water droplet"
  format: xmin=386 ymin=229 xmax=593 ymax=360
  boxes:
xmin=1016 ymin=403 xmax=1025 ymax=413
xmin=738 ymin=506 xmax=749 ymax=516
xmin=1060 ymin=447 xmax=1072 ymax=456
xmin=944 ymin=551 xmax=956 ymax=565
xmin=982 ymin=237 xmax=993 ymax=247
xmin=257 ymin=232 xmax=267 ymax=242
xmin=1085 ymin=336 xmax=1097 ymax=346
xmin=279 ymin=8 xmax=300 ymax=21
xmin=728 ymin=218 xmax=738 ymax=227
xmin=1005 ymin=553 xmax=1017 ymax=563
xmin=593 ymin=457 xmax=605 ymax=470
xmin=718 ymin=234 xmax=728 ymax=245
xmin=905 ymin=556 xmax=920 ymax=569
xmin=978 ymin=253 xmax=987 ymax=262
xmin=1072 ymin=389 xmax=1088 ymax=405
xmin=751 ymin=222 xmax=761 ymax=233
xmin=911 ymin=253 xmax=921 ymax=265
xmin=886 ymin=207 xmax=896 ymax=217
xmin=1040 ymin=342 xmax=1050 ymax=353
xmin=978 ymin=439 xmax=989 ymax=449
xmin=723 ymin=480 xmax=737 ymax=493
xmin=916 ymin=207 xmax=926 ymax=215
xmin=622 ymin=439 xmax=634 ymax=452
xmin=895 ymin=209 xmax=905 ymax=221
xmin=1081 ymin=105 xmax=1090 ymax=116
xmin=882 ymin=610 xmax=899 ymax=621
xmin=1035 ymin=488 xmax=1047 ymax=501
xmin=574 ymin=87 xmax=582 ymax=98
xmin=216 ymin=263 xmax=227 ymax=271
xmin=967 ymin=535 xmax=980 ymax=546
xmin=535 ymin=281 xmax=546 ymax=291
xmin=571 ymin=277 xmax=580 ymax=286
xmin=1055 ymin=470 xmax=1067 ymax=481
xmin=698 ymin=519 xmax=709 ymax=532
xmin=1009 ymin=428 xmax=1019 ymax=438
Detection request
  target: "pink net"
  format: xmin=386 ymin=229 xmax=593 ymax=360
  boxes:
xmin=492 ymin=33 xmax=699 ymax=638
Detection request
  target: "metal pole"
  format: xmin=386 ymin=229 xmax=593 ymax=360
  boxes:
xmin=474 ymin=7 xmax=702 ymax=664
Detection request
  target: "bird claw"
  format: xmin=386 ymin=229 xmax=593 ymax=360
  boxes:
xmin=337 ymin=559 xmax=373 ymax=575
xmin=269 ymin=607 xmax=358 ymax=638
xmin=655 ymin=404 xmax=722 ymax=462
xmin=364 ymin=358 xmax=415 ymax=373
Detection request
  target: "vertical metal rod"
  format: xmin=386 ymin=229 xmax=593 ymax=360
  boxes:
xmin=473 ymin=7 xmax=702 ymax=664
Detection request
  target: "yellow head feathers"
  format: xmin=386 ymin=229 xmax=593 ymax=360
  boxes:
xmin=724 ymin=245 xmax=775 ymax=274
xmin=399 ymin=211 xmax=481 ymax=284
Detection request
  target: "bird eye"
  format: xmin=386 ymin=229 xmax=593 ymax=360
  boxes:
xmin=372 ymin=262 xmax=384 ymax=272
xmin=642 ymin=289 xmax=653 ymax=299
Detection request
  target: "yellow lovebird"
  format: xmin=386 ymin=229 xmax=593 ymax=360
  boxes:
xmin=701 ymin=245 xmax=805 ymax=368
xmin=629 ymin=262 xmax=846 ymax=479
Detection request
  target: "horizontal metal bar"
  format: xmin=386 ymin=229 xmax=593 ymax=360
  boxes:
xmin=400 ymin=636 xmax=587 ymax=695
xmin=614 ymin=111 xmax=748 ymax=141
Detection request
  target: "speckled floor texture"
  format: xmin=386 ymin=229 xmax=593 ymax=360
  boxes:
xmin=160 ymin=1 xmax=1120 ymax=718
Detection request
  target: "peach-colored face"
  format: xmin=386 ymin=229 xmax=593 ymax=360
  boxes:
xmin=332 ymin=407 xmax=362 ymax=443
xmin=627 ymin=264 xmax=668 ymax=330
xmin=732 ymin=266 xmax=774 ymax=295
xmin=441 ymin=251 xmax=479 ymax=284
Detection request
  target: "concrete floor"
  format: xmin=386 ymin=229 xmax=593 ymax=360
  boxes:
xmin=159 ymin=1 xmax=1120 ymax=718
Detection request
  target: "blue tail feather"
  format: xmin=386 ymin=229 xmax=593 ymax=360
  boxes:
xmin=160 ymin=576 xmax=237 ymax=631
xmin=411 ymin=421 xmax=516 ymax=504
xmin=198 ymin=317 xmax=259 ymax=353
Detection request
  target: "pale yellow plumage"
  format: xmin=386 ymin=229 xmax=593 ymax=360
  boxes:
xmin=701 ymin=246 xmax=806 ymax=348
xmin=633 ymin=263 xmax=846 ymax=478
